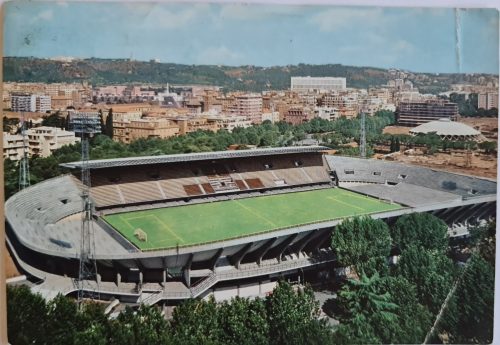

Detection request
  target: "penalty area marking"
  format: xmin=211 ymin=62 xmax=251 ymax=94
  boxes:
xmin=233 ymin=200 xmax=277 ymax=228
xmin=326 ymin=196 xmax=366 ymax=212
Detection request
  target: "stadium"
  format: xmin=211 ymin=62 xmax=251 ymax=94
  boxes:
xmin=5 ymin=146 xmax=497 ymax=304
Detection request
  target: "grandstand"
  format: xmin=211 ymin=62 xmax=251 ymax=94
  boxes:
xmin=5 ymin=146 xmax=496 ymax=304
xmin=65 ymin=147 xmax=331 ymax=209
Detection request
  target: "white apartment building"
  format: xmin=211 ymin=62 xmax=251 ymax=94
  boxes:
xmin=11 ymin=93 xmax=51 ymax=113
xmin=26 ymin=127 xmax=80 ymax=158
xmin=3 ymin=127 xmax=80 ymax=159
xmin=3 ymin=133 xmax=27 ymax=161
xmin=291 ymin=77 xmax=346 ymax=92
xmin=36 ymin=95 xmax=51 ymax=112
xmin=478 ymin=92 xmax=499 ymax=110
xmin=314 ymin=106 xmax=340 ymax=121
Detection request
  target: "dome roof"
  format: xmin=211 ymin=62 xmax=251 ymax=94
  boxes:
xmin=410 ymin=118 xmax=481 ymax=137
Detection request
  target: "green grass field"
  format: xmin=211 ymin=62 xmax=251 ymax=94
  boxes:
xmin=103 ymin=188 xmax=402 ymax=251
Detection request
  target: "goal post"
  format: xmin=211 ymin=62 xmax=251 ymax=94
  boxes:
xmin=134 ymin=228 xmax=147 ymax=242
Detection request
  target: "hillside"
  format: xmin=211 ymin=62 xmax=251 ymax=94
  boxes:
xmin=3 ymin=57 xmax=497 ymax=93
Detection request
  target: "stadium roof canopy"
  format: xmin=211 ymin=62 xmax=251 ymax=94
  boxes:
xmin=409 ymin=118 xmax=481 ymax=140
xmin=60 ymin=146 xmax=328 ymax=170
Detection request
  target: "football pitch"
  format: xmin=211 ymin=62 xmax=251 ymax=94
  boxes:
xmin=103 ymin=188 xmax=402 ymax=251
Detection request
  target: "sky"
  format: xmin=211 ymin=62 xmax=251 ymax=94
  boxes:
xmin=3 ymin=1 xmax=499 ymax=74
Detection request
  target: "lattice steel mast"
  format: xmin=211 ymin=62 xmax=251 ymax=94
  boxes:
xmin=360 ymin=112 xmax=366 ymax=159
xmin=18 ymin=112 xmax=30 ymax=190
xmin=77 ymin=112 xmax=99 ymax=307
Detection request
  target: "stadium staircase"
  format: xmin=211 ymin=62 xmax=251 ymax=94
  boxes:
xmin=139 ymin=291 xmax=165 ymax=306
xmin=189 ymin=271 xmax=219 ymax=298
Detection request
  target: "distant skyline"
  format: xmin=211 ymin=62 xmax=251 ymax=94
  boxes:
xmin=3 ymin=2 xmax=499 ymax=74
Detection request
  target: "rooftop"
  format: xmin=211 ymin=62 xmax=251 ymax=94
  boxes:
xmin=410 ymin=118 xmax=481 ymax=136
xmin=60 ymin=145 xmax=328 ymax=170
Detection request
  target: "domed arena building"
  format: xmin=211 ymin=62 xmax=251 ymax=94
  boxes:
xmin=409 ymin=118 xmax=481 ymax=141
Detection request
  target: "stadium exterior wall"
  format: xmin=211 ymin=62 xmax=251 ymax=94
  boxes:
xmin=5 ymin=153 xmax=497 ymax=301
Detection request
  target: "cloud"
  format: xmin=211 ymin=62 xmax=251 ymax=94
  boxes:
xmin=140 ymin=3 xmax=210 ymax=29
xmin=56 ymin=1 xmax=69 ymax=8
xmin=335 ymin=30 xmax=415 ymax=67
xmin=197 ymin=45 xmax=242 ymax=65
xmin=393 ymin=39 xmax=414 ymax=53
xmin=218 ymin=4 xmax=302 ymax=21
xmin=309 ymin=7 xmax=384 ymax=32
xmin=37 ymin=9 xmax=53 ymax=21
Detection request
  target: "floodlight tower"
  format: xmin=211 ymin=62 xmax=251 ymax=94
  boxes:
xmin=360 ymin=112 xmax=367 ymax=159
xmin=76 ymin=112 xmax=99 ymax=307
xmin=18 ymin=112 xmax=30 ymax=190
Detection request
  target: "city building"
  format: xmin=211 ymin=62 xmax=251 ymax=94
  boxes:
xmin=4 ymin=82 xmax=91 ymax=109
xmin=68 ymin=111 xmax=102 ymax=135
xmin=478 ymin=92 xmax=499 ymax=110
xmin=261 ymin=111 xmax=280 ymax=123
xmin=394 ymin=91 xmax=427 ymax=105
xmin=284 ymin=107 xmax=313 ymax=125
xmin=3 ymin=127 xmax=80 ymax=160
xmin=184 ymin=98 xmax=204 ymax=114
xmin=35 ymin=95 xmax=51 ymax=113
xmin=113 ymin=118 xmax=179 ymax=143
xmin=320 ymin=92 xmax=359 ymax=118
xmin=2 ymin=133 xmax=27 ymax=161
xmin=291 ymin=77 xmax=346 ymax=92
xmin=314 ymin=106 xmax=340 ymax=121
xmin=396 ymin=100 xmax=459 ymax=126
xmin=11 ymin=93 xmax=51 ymax=113
xmin=172 ymin=117 xmax=218 ymax=135
xmin=229 ymin=94 xmax=263 ymax=124
xmin=51 ymin=95 xmax=74 ymax=110
xmin=205 ymin=115 xmax=252 ymax=132
xmin=11 ymin=93 xmax=35 ymax=112
xmin=110 ymin=110 xmax=143 ymax=122
xmin=26 ymin=127 xmax=81 ymax=158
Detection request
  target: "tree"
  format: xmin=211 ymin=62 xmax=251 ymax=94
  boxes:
xmin=98 ymin=109 xmax=105 ymax=134
xmin=390 ymin=213 xmax=448 ymax=252
xmin=266 ymin=281 xmax=330 ymax=345
xmin=331 ymin=216 xmax=392 ymax=276
xmin=437 ymin=254 xmax=494 ymax=344
xmin=337 ymin=273 xmax=397 ymax=323
xmin=7 ymin=285 xmax=48 ymax=345
xmin=377 ymin=276 xmax=432 ymax=344
xmin=218 ymin=297 xmax=269 ymax=345
xmin=170 ymin=296 xmax=221 ymax=345
xmin=449 ymin=92 xmax=478 ymax=116
xmin=334 ymin=272 xmax=398 ymax=345
xmin=3 ymin=116 xmax=19 ymax=132
xmin=334 ymin=273 xmax=433 ymax=345
xmin=65 ymin=114 xmax=71 ymax=131
xmin=478 ymin=140 xmax=496 ymax=154
xmin=109 ymin=305 xmax=171 ymax=345
xmin=105 ymin=108 xmax=114 ymax=138
xmin=45 ymin=294 xmax=80 ymax=344
xmin=74 ymin=302 xmax=109 ymax=345
xmin=394 ymin=245 xmax=456 ymax=313
xmin=41 ymin=112 xmax=63 ymax=127
xmin=4 ymin=158 xmax=19 ymax=198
